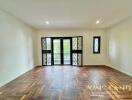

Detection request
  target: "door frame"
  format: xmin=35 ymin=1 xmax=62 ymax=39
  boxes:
xmin=51 ymin=37 xmax=72 ymax=65
xmin=41 ymin=36 xmax=83 ymax=66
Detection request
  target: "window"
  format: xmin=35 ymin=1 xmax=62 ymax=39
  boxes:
xmin=93 ymin=36 xmax=101 ymax=54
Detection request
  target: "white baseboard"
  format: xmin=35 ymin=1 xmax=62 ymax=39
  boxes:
xmin=107 ymin=64 xmax=132 ymax=76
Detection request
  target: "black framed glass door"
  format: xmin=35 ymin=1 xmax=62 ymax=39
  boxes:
xmin=51 ymin=38 xmax=72 ymax=65
xmin=41 ymin=36 xmax=83 ymax=66
xmin=72 ymin=36 xmax=83 ymax=66
xmin=63 ymin=39 xmax=71 ymax=64
xmin=52 ymin=39 xmax=61 ymax=65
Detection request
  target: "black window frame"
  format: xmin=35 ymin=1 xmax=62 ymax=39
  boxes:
xmin=93 ymin=36 xmax=101 ymax=54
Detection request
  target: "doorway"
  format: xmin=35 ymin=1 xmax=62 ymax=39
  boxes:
xmin=41 ymin=36 xmax=83 ymax=66
xmin=52 ymin=38 xmax=72 ymax=65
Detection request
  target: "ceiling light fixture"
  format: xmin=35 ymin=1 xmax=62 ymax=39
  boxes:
xmin=45 ymin=21 xmax=50 ymax=25
xmin=96 ymin=20 xmax=100 ymax=24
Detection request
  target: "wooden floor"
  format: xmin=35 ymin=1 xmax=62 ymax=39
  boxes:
xmin=0 ymin=66 xmax=132 ymax=100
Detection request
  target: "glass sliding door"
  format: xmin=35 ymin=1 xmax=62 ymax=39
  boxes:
xmin=53 ymin=39 xmax=61 ymax=65
xmin=52 ymin=38 xmax=71 ymax=65
xmin=63 ymin=39 xmax=71 ymax=64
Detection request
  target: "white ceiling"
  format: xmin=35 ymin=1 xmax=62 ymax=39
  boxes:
xmin=0 ymin=0 xmax=132 ymax=29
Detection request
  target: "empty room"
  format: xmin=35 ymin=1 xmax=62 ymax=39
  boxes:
xmin=0 ymin=0 xmax=132 ymax=100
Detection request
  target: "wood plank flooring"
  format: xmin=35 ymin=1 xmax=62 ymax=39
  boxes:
xmin=0 ymin=65 xmax=132 ymax=100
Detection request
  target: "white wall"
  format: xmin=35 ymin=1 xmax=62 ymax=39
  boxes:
xmin=36 ymin=29 xmax=108 ymax=66
xmin=0 ymin=9 xmax=36 ymax=87
xmin=107 ymin=18 xmax=132 ymax=76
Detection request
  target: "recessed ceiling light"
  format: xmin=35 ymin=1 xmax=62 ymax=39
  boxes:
xmin=45 ymin=21 xmax=50 ymax=25
xmin=96 ymin=20 xmax=100 ymax=24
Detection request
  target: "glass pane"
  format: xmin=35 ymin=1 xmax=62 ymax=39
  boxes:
xmin=78 ymin=54 xmax=82 ymax=66
xmin=94 ymin=38 xmax=99 ymax=52
xmin=53 ymin=39 xmax=61 ymax=64
xmin=72 ymin=37 xmax=77 ymax=50
xmin=42 ymin=38 xmax=46 ymax=50
xmin=73 ymin=53 xmax=77 ymax=65
xmin=46 ymin=38 xmax=51 ymax=50
xmin=78 ymin=37 xmax=82 ymax=50
xmin=43 ymin=54 xmax=46 ymax=65
xmin=47 ymin=53 xmax=51 ymax=65
xmin=63 ymin=39 xmax=70 ymax=64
